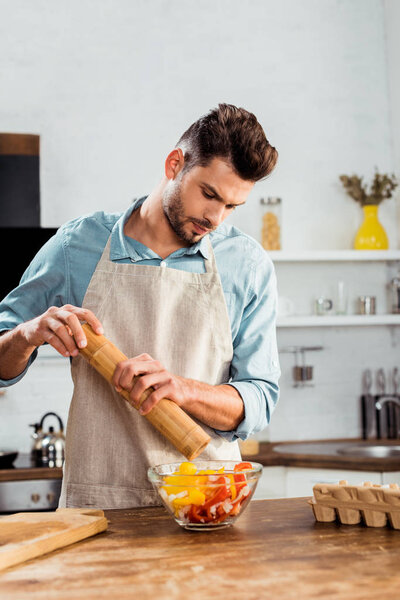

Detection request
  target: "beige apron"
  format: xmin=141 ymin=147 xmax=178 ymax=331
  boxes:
xmin=59 ymin=233 xmax=241 ymax=509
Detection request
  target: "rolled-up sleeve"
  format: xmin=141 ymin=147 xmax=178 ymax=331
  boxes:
xmin=0 ymin=347 xmax=38 ymax=388
xmin=215 ymin=254 xmax=280 ymax=441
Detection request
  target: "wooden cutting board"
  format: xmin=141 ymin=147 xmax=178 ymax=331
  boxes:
xmin=0 ymin=508 xmax=108 ymax=571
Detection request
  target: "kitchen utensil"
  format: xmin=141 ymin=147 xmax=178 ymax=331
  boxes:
xmin=277 ymin=296 xmax=294 ymax=317
xmin=315 ymin=297 xmax=333 ymax=316
xmin=361 ymin=369 xmax=376 ymax=439
xmin=375 ymin=368 xmax=389 ymax=439
xmin=358 ymin=295 xmax=376 ymax=315
xmin=0 ymin=450 xmax=18 ymax=469
xmin=79 ymin=323 xmax=210 ymax=461
xmin=280 ymin=345 xmax=323 ymax=388
xmin=309 ymin=480 xmax=400 ymax=529
xmin=389 ymin=275 xmax=400 ymax=314
xmin=293 ymin=365 xmax=313 ymax=383
xmin=0 ymin=508 xmax=107 ymax=571
xmin=148 ymin=460 xmax=262 ymax=530
xmin=375 ymin=369 xmax=399 ymax=439
xmin=391 ymin=367 xmax=400 ymax=438
xmin=292 ymin=346 xmax=322 ymax=387
xmin=29 ymin=412 xmax=65 ymax=467
xmin=335 ymin=280 xmax=348 ymax=315
xmin=29 ymin=422 xmax=43 ymax=463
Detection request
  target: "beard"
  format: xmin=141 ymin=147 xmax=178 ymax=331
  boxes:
xmin=162 ymin=181 xmax=212 ymax=245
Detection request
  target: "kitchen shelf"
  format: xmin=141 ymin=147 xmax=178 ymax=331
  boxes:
xmin=277 ymin=314 xmax=400 ymax=328
xmin=268 ymin=250 xmax=400 ymax=262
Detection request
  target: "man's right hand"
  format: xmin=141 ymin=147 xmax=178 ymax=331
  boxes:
xmin=18 ymin=305 xmax=104 ymax=358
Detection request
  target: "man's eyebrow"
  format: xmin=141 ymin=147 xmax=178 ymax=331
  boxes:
xmin=200 ymin=182 xmax=246 ymax=206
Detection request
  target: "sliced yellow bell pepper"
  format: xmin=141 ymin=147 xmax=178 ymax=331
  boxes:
xmin=227 ymin=474 xmax=237 ymax=500
xmin=172 ymin=488 xmax=206 ymax=508
xmin=179 ymin=462 xmax=197 ymax=475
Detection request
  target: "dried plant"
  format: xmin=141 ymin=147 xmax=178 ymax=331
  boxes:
xmin=339 ymin=170 xmax=398 ymax=206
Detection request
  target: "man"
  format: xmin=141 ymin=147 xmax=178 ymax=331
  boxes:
xmin=0 ymin=103 xmax=280 ymax=508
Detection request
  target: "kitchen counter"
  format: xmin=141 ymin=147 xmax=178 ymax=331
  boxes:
xmin=3 ymin=439 xmax=398 ymax=482
xmin=0 ymin=454 xmax=62 ymax=482
xmin=1 ymin=498 xmax=399 ymax=599
xmin=242 ymin=439 xmax=400 ymax=472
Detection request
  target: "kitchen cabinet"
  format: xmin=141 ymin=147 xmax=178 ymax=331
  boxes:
xmin=284 ymin=466 xmax=396 ymax=498
xmin=252 ymin=466 xmax=286 ymax=499
xmin=382 ymin=471 xmax=400 ymax=484
xmin=0 ymin=454 xmax=63 ymax=513
xmin=254 ymin=466 xmax=400 ymax=500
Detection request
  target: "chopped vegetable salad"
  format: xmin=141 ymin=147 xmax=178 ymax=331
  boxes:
xmin=159 ymin=461 xmax=254 ymax=525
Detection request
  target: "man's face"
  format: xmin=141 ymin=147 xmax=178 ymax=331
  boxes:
xmin=162 ymin=157 xmax=254 ymax=245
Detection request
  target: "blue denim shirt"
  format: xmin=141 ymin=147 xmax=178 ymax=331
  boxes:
xmin=0 ymin=198 xmax=280 ymax=441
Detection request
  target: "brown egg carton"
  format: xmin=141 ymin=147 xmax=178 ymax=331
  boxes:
xmin=308 ymin=480 xmax=400 ymax=529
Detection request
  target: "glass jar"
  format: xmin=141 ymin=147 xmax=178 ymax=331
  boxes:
xmin=260 ymin=197 xmax=282 ymax=250
xmin=389 ymin=275 xmax=400 ymax=314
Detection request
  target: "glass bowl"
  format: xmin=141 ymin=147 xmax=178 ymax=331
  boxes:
xmin=147 ymin=460 xmax=262 ymax=531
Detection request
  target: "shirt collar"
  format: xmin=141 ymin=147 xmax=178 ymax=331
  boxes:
xmin=110 ymin=197 xmax=210 ymax=262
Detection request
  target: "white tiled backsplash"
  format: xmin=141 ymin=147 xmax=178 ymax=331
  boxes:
xmin=0 ymin=347 xmax=72 ymax=453
xmin=266 ymin=324 xmax=400 ymax=443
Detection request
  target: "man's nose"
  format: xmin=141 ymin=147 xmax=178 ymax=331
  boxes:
xmin=204 ymin=205 xmax=226 ymax=228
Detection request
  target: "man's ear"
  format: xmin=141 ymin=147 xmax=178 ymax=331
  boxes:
xmin=165 ymin=148 xmax=185 ymax=180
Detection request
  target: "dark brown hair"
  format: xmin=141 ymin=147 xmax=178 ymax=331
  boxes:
xmin=176 ymin=103 xmax=278 ymax=182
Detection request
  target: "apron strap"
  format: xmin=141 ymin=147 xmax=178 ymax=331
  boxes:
xmin=97 ymin=235 xmax=113 ymax=269
xmin=204 ymin=236 xmax=218 ymax=274
xmin=96 ymin=232 xmax=218 ymax=274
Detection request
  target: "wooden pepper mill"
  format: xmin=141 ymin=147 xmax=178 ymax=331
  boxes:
xmin=79 ymin=323 xmax=211 ymax=460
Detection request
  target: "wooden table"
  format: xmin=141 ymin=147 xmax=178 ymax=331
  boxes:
xmin=0 ymin=497 xmax=399 ymax=600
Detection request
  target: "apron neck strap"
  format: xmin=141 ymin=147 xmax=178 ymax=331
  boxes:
xmin=98 ymin=233 xmax=217 ymax=274
xmin=204 ymin=236 xmax=217 ymax=274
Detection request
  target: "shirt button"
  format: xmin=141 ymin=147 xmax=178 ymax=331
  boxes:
xmin=160 ymin=261 xmax=167 ymax=268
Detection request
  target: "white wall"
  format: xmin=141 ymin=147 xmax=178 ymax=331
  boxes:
xmin=384 ymin=0 xmax=400 ymax=170
xmin=0 ymin=0 xmax=397 ymax=248
xmin=384 ymin=0 xmax=400 ymax=234
xmin=0 ymin=0 xmax=398 ymax=451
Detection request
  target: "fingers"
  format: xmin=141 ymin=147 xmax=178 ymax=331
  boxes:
xmin=130 ymin=371 xmax=173 ymax=413
xmin=112 ymin=355 xmax=158 ymax=390
xmin=40 ymin=320 xmax=75 ymax=357
xmin=112 ymin=356 xmax=183 ymax=415
xmin=24 ymin=305 xmax=104 ymax=358
xmin=136 ymin=376 xmax=185 ymax=415
xmin=53 ymin=306 xmax=103 ymax=355
xmin=77 ymin=308 xmax=104 ymax=336
xmin=45 ymin=316 xmax=81 ymax=357
xmin=49 ymin=310 xmax=86 ymax=354
xmin=136 ymin=385 xmax=170 ymax=415
xmin=60 ymin=305 xmax=104 ymax=345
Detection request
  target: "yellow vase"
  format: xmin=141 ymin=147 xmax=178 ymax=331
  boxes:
xmin=354 ymin=205 xmax=389 ymax=250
